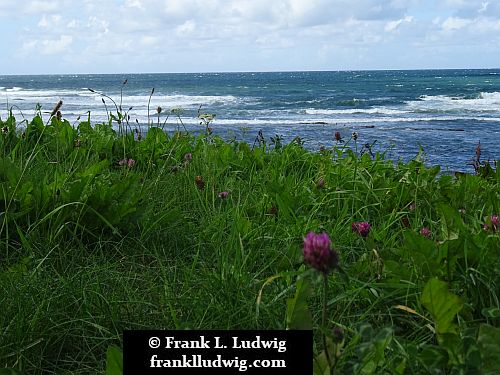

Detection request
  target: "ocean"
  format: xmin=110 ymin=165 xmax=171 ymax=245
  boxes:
xmin=1 ymin=69 xmax=499 ymax=172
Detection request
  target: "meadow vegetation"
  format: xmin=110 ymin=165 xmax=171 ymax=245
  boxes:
xmin=1 ymin=97 xmax=499 ymax=374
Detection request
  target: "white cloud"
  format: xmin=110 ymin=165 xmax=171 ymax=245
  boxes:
xmin=445 ymin=0 xmax=468 ymax=5
xmin=2 ymin=0 xmax=500 ymax=73
xmin=66 ymin=19 xmax=79 ymax=29
xmin=478 ymin=2 xmax=489 ymax=13
xmin=38 ymin=14 xmax=62 ymax=28
xmin=255 ymin=34 xmax=293 ymax=49
xmin=125 ymin=0 xmax=144 ymax=9
xmin=21 ymin=35 xmax=73 ymax=55
xmin=176 ymin=20 xmax=197 ymax=35
xmin=42 ymin=35 xmax=73 ymax=54
xmin=23 ymin=0 xmax=61 ymax=14
xmin=141 ymin=35 xmax=160 ymax=45
xmin=385 ymin=15 xmax=413 ymax=32
xmin=1 ymin=0 xmax=69 ymax=16
xmin=86 ymin=16 xmax=109 ymax=34
xmin=470 ymin=17 xmax=500 ymax=32
xmin=442 ymin=16 xmax=472 ymax=31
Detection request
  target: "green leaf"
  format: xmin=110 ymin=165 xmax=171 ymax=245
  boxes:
xmin=106 ymin=345 xmax=123 ymax=375
xmin=393 ymin=359 xmax=407 ymax=375
xmin=481 ymin=307 xmax=500 ymax=318
xmin=477 ymin=324 xmax=500 ymax=375
xmin=79 ymin=159 xmax=109 ymax=178
xmin=313 ymin=350 xmax=331 ymax=375
xmin=438 ymin=332 xmax=463 ymax=365
xmin=465 ymin=343 xmax=482 ymax=370
xmin=350 ymin=324 xmax=393 ymax=375
xmin=146 ymin=126 xmax=167 ymax=144
xmin=420 ymin=279 xmax=465 ymax=364
xmin=360 ymin=327 xmax=393 ymax=374
xmin=286 ymin=276 xmax=312 ymax=330
xmin=402 ymin=231 xmax=442 ymax=278
xmin=437 ymin=203 xmax=465 ymax=241
xmin=0 ymin=157 xmax=21 ymax=185
xmin=418 ymin=345 xmax=448 ymax=369
xmin=421 ymin=278 xmax=463 ymax=336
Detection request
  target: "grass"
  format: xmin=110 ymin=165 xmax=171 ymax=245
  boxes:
xmin=1 ymin=107 xmax=499 ymax=374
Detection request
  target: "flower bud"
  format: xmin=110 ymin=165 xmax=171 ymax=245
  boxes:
xmin=352 ymin=222 xmax=371 ymax=237
xmin=195 ymin=176 xmax=205 ymax=190
xmin=316 ymin=178 xmax=325 ymax=189
xmin=332 ymin=327 xmax=344 ymax=344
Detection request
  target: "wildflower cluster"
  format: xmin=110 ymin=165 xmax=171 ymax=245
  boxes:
xmin=118 ymin=158 xmax=136 ymax=168
xmin=483 ymin=215 xmax=499 ymax=232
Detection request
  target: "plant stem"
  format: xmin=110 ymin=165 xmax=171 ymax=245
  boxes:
xmin=323 ymin=273 xmax=332 ymax=371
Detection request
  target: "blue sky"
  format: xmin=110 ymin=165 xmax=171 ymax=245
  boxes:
xmin=0 ymin=0 xmax=499 ymax=74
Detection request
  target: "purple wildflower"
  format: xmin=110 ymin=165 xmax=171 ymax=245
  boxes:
xmin=491 ymin=215 xmax=499 ymax=231
xmin=334 ymin=131 xmax=342 ymax=142
xmin=119 ymin=158 xmax=136 ymax=168
xmin=420 ymin=227 xmax=431 ymax=238
xmin=218 ymin=191 xmax=229 ymax=199
xmin=303 ymin=232 xmax=339 ymax=273
xmin=352 ymin=222 xmax=371 ymax=237
xmin=485 ymin=215 xmax=499 ymax=232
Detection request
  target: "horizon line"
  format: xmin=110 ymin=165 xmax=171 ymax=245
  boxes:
xmin=1 ymin=67 xmax=499 ymax=77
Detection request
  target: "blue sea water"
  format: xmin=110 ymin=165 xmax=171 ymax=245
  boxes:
xmin=1 ymin=69 xmax=500 ymax=172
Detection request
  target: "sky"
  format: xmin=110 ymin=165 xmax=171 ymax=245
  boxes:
xmin=0 ymin=0 xmax=499 ymax=74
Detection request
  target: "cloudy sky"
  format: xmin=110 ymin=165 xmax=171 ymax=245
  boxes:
xmin=0 ymin=0 xmax=499 ymax=74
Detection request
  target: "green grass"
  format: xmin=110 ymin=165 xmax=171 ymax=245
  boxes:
xmin=1 ymin=111 xmax=499 ymax=374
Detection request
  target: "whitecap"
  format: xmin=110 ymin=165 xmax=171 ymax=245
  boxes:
xmin=408 ymin=92 xmax=500 ymax=113
xmin=305 ymin=107 xmax=407 ymax=115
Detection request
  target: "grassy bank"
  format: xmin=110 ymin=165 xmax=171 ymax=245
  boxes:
xmin=1 ymin=110 xmax=499 ymax=374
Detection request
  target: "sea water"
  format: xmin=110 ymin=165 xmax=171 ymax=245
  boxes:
xmin=1 ymin=69 xmax=499 ymax=172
